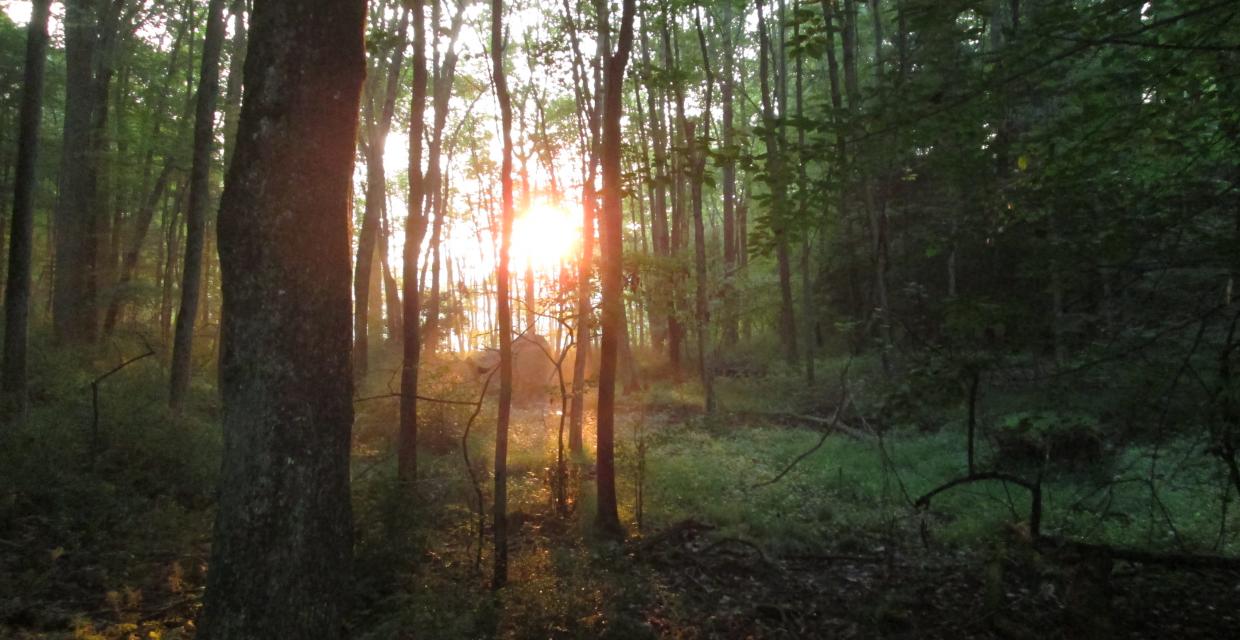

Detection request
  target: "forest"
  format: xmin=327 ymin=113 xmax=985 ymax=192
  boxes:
xmin=0 ymin=0 xmax=1238 ymax=637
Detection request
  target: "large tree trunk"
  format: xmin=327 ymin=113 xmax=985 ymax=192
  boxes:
xmin=595 ymin=0 xmax=636 ymax=538
xmin=53 ymin=0 xmax=108 ymax=343
xmin=170 ymin=0 xmax=228 ymax=410
xmin=2 ymin=0 xmax=51 ymax=424
xmin=200 ymin=0 xmax=364 ymax=637
xmin=490 ymin=0 xmax=515 ymax=589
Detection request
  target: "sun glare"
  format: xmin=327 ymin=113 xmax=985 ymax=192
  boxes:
xmin=511 ymin=201 xmax=579 ymax=273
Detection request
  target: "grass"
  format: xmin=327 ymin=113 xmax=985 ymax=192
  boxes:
xmin=3 ymin=341 xmax=1239 ymax=637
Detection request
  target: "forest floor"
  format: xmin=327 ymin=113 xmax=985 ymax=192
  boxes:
xmin=2 ymin=356 xmax=1240 ymax=638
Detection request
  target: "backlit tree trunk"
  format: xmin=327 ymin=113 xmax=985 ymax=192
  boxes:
xmin=399 ymin=0 xmax=431 ymax=486
xmin=595 ymin=0 xmax=637 ymax=538
xmin=490 ymin=0 xmax=516 ymax=589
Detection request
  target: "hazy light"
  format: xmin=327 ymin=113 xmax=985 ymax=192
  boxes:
xmin=511 ymin=200 xmax=579 ymax=273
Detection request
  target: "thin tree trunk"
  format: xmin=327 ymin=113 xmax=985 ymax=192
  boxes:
xmin=690 ymin=8 xmax=715 ymax=412
xmin=757 ymin=0 xmax=799 ymax=366
xmin=399 ymin=0 xmax=430 ymax=487
xmin=421 ymin=1 xmax=467 ymax=357
xmin=794 ymin=3 xmax=815 ymax=385
xmin=170 ymin=0 xmax=228 ymax=409
xmin=720 ymin=0 xmax=739 ymax=346
xmin=104 ymin=161 xmax=175 ymax=334
xmin=638 ymin=22 xmax=670 ymax=352
xmin=563 ymin=0 xmax=601 ymax=455
xmin=200 ymin=1 xmax=364 ymax=636
xmin=490 ymin=0 xmax=516 ymax=588
xmin=2 ymin=0 xmax=52 ymax=424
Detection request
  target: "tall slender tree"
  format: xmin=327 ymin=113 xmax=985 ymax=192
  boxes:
xmin=490 ymin=0 xmax=516 ymax=588
xmin=399 ymin=0 xmax=431 ymax=486
xmin=169 ymin=0 xmax=228 ymax=409
xmin=1 ymin=0 xmax=52 ymax=424
xmin=595 ymin=0 xmax=637 ymax=537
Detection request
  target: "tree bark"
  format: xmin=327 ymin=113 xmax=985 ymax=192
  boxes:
xmin=200 ymin=0 xmax=365 ymax=637
xmin=720 ymin=0 xmax=739 ymax=346
xmin=757 ymin=0 xmax=799 ymax=366
xmin=53 ymin=0 xmax=109 ymax=343
xmin=421 ymin=2 xmax=467 ymax=357
xmin=399 ymin=0 xmax=430 ymax=487
xmin=2 ymin=0 xmax=51 ymax=424
xmin=595 ymin=0 xmax=637 ymax=538
xmin=170 ymin=0 xmax=228 ymax=410
xmin=563 ymin=0 xmax=601 ymax=455
xmin=490 ymin=0 xmax=516 ymax=588
xmin=690 ymin=8 xmax=715 ymax=412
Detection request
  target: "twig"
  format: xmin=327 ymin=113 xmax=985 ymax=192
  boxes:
xmin=915 ymin=471 xmax=1043 ymax=539
xmin=354 ymin=392 xmax=478 ymax=407
xmin=751 ymin=359 xmax=853 ymax=489
xmin=90 ymin=348 xmax=155 ymax=451
xmin=462 ymin=366 xmax=498 ymax=574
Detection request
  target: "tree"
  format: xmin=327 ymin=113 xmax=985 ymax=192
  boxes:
xmin=562 ymin=0 xmax=601 ymax=454
xmin=595 ymin=0 xmax=637 ymax=537
xmin=1 ymin=0 xmax=51 ymax=424
xmin=355 ymin=2 xmax=410 ymax=377
xmin=399 ymin=0 xmax=430 ymax=487
xmin=169 ymin=0 xmax=228 ymax=410
xmin=199 ymin=0 xmax=365 ymax=636
xmin=490 ymin=0 xmax=516 ymax=589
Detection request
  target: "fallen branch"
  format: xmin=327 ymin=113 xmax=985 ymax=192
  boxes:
xmin=354 ymin=392 xmax=478 ymax=407
xmin=751 ymin=359 xmax=855 ymax=489
xmin=90 ymin=348 xmax=156 ymax=451
xmin=915 ymin=471 xmax=1043 ymax=538
xmin=788 ymin=412 xmax=873 ymax=441
xmin=1035 ymin=536 xmax=1240 ymax=570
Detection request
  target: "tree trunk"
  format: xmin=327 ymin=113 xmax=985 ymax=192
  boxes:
xmin=564 ymin=0 xmax=601 ymax=455
xmin=490 ymin=0 xmax=516 ymax=588
xmin=170 ymin=0 xmax=228 ymax=410
xmin=53 ymin=0 xmax=108 ymax=344
xmin=660 ymin=9 xmax=686 ymax=375
xmin=690 ymin=8 xmax=715 ymax=412
xmin=794 ymin=5 xmax=815 ymax=385
xmin=720 ymin=0 xmax=739 ymax=347
xmin=421 ymin=3 xmax=467 ymax=357
xmin=399 ymin=0 xmax=430 ymax=487
xmin=200 ymin=1 xmax=364 ymax=637
xmin=2 ymin=0 xmax=51 ymax=424
xmin=757 ymin=0 xmax=799 ymax=366
xmin=638 ymin=23 xmax=670 ymax=352
xmin=595 ymin=0 xmax=637 ymax=538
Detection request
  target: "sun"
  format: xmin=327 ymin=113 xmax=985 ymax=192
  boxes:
xmin=511 ymin=200 xmax=579 ymax=273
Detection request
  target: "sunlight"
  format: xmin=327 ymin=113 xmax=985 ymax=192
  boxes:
xmin=511 ymin=200 xmax=579 ymax=273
